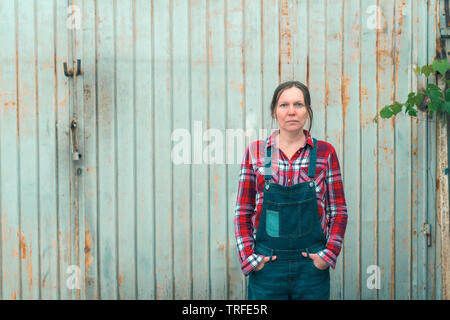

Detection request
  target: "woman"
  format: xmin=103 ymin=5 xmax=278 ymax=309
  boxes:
xmin=234 ymin=80 xmax=348 ymax=300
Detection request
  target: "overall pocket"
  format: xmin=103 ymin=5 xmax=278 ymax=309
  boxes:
xmin=265 ymin=198 xmax=315 ymax=238
xmin=265 ymin=209 xmax=279 ymax=237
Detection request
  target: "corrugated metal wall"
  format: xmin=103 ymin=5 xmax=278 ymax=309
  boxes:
xmin=0 ymin=0 xmax=443 ymax=300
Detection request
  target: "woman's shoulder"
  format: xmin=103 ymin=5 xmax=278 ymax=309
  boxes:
xmin=314 ymin=138 xmax=338 ymax=157
xmin=246 ymin=138 xmax=267 ymax=160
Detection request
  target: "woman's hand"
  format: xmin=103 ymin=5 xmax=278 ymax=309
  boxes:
xmin=301 ymin=252 xmax=329 ymax=270
xmin=254 ymin=256 xmax=277 ymax=272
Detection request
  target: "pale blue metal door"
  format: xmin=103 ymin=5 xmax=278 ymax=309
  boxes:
xmin=0 ymin=0 xmax=443 ymax=300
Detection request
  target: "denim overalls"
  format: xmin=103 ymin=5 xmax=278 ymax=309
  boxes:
xmin=248 ymin=137 xmax=330 ymax=300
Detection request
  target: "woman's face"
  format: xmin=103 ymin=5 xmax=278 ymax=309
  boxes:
xmin=274 ymin=87 xmax=309 ymax=133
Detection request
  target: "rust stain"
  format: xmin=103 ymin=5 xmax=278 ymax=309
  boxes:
xmin=216 ymin=240 xmax=225 ymax=252
xmin=208 ymin=30 xmax=214 ymax=67
xmin=58 ymin=97 xmax=67 ymax=107
xmin=26 ymin=243 xmax=33 ymax=288
xmin=85 ymin=230 xmax=93 ymax=268
xmin=342 ymin=77 xmax=351 ymax=120
xmin=3 ymin=101 xmax=16 ymax=107
xmin=360 ymin=87 xmax=368 ymax=102
xmin=118 ymin=273 xmax=124 ymax=287
xmin=230 ymin=80 xmax=244 ymax=95
xmin=11 ymin=292 xmax=16 ymax=300
xmin=19 ymin=231 xmax=26 ymax=260
xmin=214 ymin=168 xmax=220 ymax=218
xmin=279 ymin=0 xmax=292 ymax=80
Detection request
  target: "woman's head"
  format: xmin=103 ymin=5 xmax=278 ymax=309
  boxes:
xmin=270 ymin=81 xmax=313 ymax=133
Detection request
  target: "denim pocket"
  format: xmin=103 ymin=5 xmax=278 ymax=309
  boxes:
xmin=266 ymin=209 xmax=279 ymax=237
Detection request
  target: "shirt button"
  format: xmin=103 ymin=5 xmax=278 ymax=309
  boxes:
xmin=288 ymin=179 xmax=291 ymax=183
xmin=309 ymin=182 xmax=314 ymax=187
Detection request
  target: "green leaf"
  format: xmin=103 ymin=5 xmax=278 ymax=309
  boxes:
xmin=390 ymin=101 xmax=403 ymax=115
xmin=427 ymin=83 xmax=441 ymax=91
xmin=432 ymin=59 xmax=450 ymax=75
xmin=429 ymin=91 xmax=443 ymax=103
xmin=429 ymin=99 xmax=441 ymax=112
xmin=380 ymin=106 xmax=393 ymax=118
xmin=446 ymin=79 xmax=450 ymax=86
xmin=421 ymin=65 xmax=434 ymax=77
xmin=443 ymin=101 xmax=450 ymax=113
xmin=445 ymin=88 xmax=450 ymax=102
xmin=414 ymin=93 xmax=424 ymax=106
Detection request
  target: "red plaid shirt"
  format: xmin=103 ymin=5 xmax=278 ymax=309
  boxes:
xmin=234 ymin=129 xmax=348 ymax=276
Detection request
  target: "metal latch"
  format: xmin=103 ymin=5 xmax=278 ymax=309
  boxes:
xmin=422 ymin=223 xmax=432 ymax=247
xmin=70 ymin=119 xmax=82 ymax=161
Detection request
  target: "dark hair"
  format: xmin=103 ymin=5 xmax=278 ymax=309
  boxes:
xmin=270 ymin=80 xmax=313 ymax=133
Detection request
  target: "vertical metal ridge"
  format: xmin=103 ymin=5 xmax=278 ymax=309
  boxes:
xmin=306 ymin=0 xmax=310 ymax=88
xmin=224 ymin=0 xmax=230 ymax=299
xmin=408 ymin=0 xmax=414 ymax=300
xmin=132 ymin=0 xmax=138 ymax=300
xmin=188 ymin=0 xmax=193 ymax=300
xmin=375 ymin=0 xmax=380 ymax=301
xmin=94 ymin=0 xmax=102 ymax=300
xmin=169 ymin=0 xmax=175 ymax=300
xmin=391 ymin=0 xmax=397 ymax=300
xmin=53 ymin=0 xmax=61 ymax=300
xmin=15 ymin=0 xmax=23 ymax=301
xmin=277 ymin=0 xmax=280 ymax=84
xmin=34 ymin=0 xmax=42 ymax=300
xmin=68 ymin=0 xmax=75 ymax=300
xmin=205 ymin=0 xmax=211 ymax=300
xmin=113 ymin=0 xmax=119 ymax=300
xmin=150 ymin=0 xmax=157 ymax=299
xmin=357 ymin=0 xmax=362 ymax=300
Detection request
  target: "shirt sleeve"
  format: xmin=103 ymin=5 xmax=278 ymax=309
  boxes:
xmin=316 ymin=144 xmax=348 ymax=269
xmin=234 ymin=145 xmax=264 ymax=276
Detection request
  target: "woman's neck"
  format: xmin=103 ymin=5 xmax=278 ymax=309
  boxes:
xmin=278 ymin=128 xmax=306 ymax=147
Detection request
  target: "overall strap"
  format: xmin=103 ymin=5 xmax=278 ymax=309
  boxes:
xmin=264 ymin=140 xmax=272 ymax=181
xmin=308 ymin=138 xmax=318 ymax=178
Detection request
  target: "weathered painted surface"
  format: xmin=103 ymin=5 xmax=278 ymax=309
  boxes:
xmin=0 ymin=0 xmax=443 ymax=300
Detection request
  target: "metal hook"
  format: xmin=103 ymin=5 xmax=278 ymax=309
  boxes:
xmin=63 ymin=59 xmax=82 ymax=77
xmin=63 ymin=62 xmax=73 ymax=77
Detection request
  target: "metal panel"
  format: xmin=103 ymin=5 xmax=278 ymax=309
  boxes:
xmin=0 ymin=0 xmax=443 ymax=300
xmin=0 ymin=0 xmax=71 ymax=300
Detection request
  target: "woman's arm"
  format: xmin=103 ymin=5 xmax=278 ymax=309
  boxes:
xmin=234 ymin=145 xmax=264 ymax=276
xmin=316 ymin=144 xmax=348 ymax=269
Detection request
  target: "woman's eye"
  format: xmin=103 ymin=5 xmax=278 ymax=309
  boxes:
xmin=280 ymin=104 xmax=286 ymax=107
xmin=296 ymin=103 xmax=303 ymax=107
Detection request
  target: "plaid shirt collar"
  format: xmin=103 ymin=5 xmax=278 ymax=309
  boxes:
xmin=266 ymin=129 xmax=315 ymax=152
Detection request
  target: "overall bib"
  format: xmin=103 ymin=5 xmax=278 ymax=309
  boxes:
xmin=248 ymin=137 xmax=330 ymax=300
